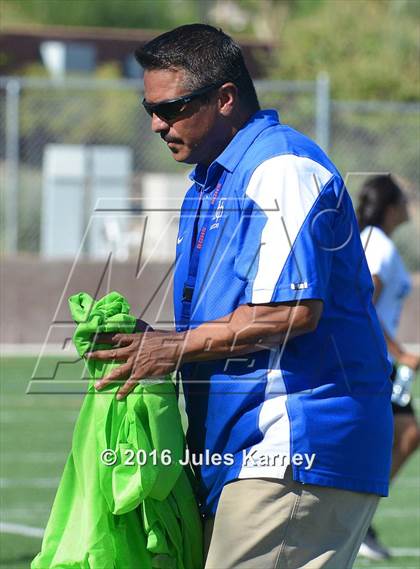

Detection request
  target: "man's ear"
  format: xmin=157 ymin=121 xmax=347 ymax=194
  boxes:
xmin=218 ymin=82 xmax=238 ymax=117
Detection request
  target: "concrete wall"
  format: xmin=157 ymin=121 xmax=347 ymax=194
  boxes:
xmin=1 ymin=257 xmax=419 ymax=346
xmin=0 ymin=257 xmax=174 ymax=345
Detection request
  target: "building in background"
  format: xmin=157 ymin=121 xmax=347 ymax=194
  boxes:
xmin=0 ymin=25 xmax=273 ymax=79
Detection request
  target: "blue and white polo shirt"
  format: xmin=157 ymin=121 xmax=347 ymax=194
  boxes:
xmin=173 ymin=109 xmax=393 ymax=516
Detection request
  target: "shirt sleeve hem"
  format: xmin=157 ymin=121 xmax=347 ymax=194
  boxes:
xmin=247 ymin=286 xmax=326 ymax=304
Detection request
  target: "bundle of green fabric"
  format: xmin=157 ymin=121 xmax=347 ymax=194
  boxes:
xmin=32 ymin=291 xmax=203 ymax=569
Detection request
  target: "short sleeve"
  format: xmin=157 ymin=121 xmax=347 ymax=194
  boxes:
xmin=233 ymin=154 xmax=340 ymax=304
xmin=360 ymin=226 xmax=396 ymax=285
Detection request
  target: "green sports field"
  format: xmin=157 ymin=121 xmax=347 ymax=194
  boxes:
xmin=1 ymin=356 xmax=419 ymax=569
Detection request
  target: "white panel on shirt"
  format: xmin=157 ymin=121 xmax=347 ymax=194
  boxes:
xmin=361 ymin=225 xmax=411 ymax=339
xmin=245 ymin=154 xmax=333 ymax=303
xmin=239 ymin=155 xmax=333 ymax=480
xmin=238 ymin=347 xmax=291 ymax=479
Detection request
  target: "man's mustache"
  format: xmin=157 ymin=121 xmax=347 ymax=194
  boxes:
xmin=161 ymin=134 xmax=183 ymax=144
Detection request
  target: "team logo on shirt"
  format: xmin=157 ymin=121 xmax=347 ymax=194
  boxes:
xmin=210 ymin=198 xmax=226 ymax=231
xmin=291 ymin=281 xmax=308 ymax=290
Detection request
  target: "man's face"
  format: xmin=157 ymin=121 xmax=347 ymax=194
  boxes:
xmin=143 ymin=68 xmax=224 ymax=165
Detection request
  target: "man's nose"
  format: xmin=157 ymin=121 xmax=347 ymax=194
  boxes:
xmin=151 ymin=113 xmax=170 ymax=133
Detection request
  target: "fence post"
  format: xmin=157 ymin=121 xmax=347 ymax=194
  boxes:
xmin=5 ymin=78 xmax=20 ymax=255
xmin=315 ymin=72 xmax=330 ymax=154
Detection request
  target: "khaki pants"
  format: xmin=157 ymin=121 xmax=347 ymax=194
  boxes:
xmin=204 ymin=469 xmax=379 ymax=569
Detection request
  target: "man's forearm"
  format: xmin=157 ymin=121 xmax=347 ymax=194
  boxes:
xmin=89 ymin=301 xmax=322 ymax=397
xmin=178 ymin=301 xmax=322 ymax=364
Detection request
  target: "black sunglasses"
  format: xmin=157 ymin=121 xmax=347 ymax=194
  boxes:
xmin=142 ymin=82 xmax=223 ymax=121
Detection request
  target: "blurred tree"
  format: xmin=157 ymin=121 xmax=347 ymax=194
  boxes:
xmin=2 ymin=0 xmax=418 ymax=101
xmin=1 ymin=0 xmax=198 ymax=29
xmin=263 ymin=0 xmax=420 ymax=101
xmin=197 ymin=0 xmax=420 ymax=101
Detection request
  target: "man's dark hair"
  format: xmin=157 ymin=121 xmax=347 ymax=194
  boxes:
xmin=135 ymin=23 xmax=260 ymax=112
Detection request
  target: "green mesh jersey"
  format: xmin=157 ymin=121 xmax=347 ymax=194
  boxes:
xmin=32 ymin=292 xmax=202 ymax=569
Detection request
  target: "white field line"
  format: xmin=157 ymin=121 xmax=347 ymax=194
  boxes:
xmin=391 ymin=478 xmax=420 ymax=488
xmin=1 ymin=509 xmax=50 ymax=524
xmin=357 ymin=548 xmax=420 ymax=562
xmin=1 ymin=520 xmax=420 ymax=558
xmin=378 ymin=508 xmax=419 ymax=518
xmin=390 ymin=548 xmax=420 ymax=556
xmin=1 ymin=505 xmax=51 ymax=514
xmin=0 ymin=522 xmax=44 ymax=538
xmin=0 ymin=411 xmax=79 ymax=423
xmin=0 ymin=478 xmax=60 ymax=489
xmin=1 ymin=509 xmax=50 ymax=525
xmin=1 ymin=451 xmax=68 ymax=463
xmin=1 ymin=393 xmax=84 ymax=402
xmin=1 ymin=344 xmax=78 ymax=357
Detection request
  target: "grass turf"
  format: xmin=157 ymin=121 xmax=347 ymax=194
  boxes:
xmin=0 ymin=356 xmax=419 ymax=569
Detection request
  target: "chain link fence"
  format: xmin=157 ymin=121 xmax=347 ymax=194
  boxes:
xmin=330 ymin=100 xmax=420 ymax=269
xmin=0 ymin=75 xmax=419 ymax=267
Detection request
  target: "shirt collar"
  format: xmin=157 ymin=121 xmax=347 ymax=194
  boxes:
xmin=189 ymin=109 xmax=280 ymax=191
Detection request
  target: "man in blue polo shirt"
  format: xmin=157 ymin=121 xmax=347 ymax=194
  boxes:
xmin=91 ymin=24 xmax=393 ymax=569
